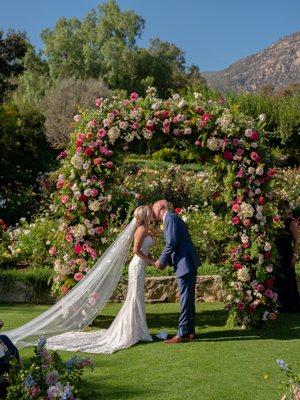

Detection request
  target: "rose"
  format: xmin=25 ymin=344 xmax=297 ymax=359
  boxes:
xmin=233 ymin=262 xmax=242 ymax=270
xmin=95 ymin=98 xmax=103 ymax=107
xmin=201 ymin=113 xmax=212 ymax=123
xmin=223 ymin=150 xmax=233 ymax=161
xmin=264 ymin=289 xmax=273 ymax=298
xmin=93 ymin=158 xmax=102 ymax=165
xmin=28 ymin=386 xmax=40 ymax=397
xmin=84 ymin=147 xmax=93 ymax=157
xmin=97 ymin=128 xmax=107 ymax=138
xmin=250 ymin=151 xmax=260 ymax=162
xmin=258 ymin=196 xmax=265 ymax=205
xmin=243 ymin=219 xmax=252 ymax=227
xmin=130 ymin=92 xmax=139 ymax=101
xmin=232 ymin=203 xmax=239 ymax=212
xmin=265 ymin=278 xmax=274 ymax=287
xmin=174 ymin=208 xmax=182 ymax=214
xmin=195 ymin=106 xmax=204 ymax=114
xmin=256 ymin=284 xmax=264 ymax=292
xmin=195 ymin=140 xmax=201 ymax=147
xmin=61 ymin=195 xmax=69 ymax=204
xmin=74 ymin=272 xmax=84 ymax=282
xmin=237 ymin=302 xmax=245 ymax=311
xmin=131 ymin=122 xmax=138 ymax=130
xmin=45 ymin=370 xmax=59 ymax=386
xmin=74 ymin=243 xmax=83 ymax=254
xmin=267 ymin=168 xmax=276 ymax=177
xmin=268 ymin=312 xmax=276 ymax=320
xmin=49 ymin=247 xmax=57 ymax=255
xmin=106 ymin=161 xmax=114 ymax=169
xmin=232 ymin=216 xmax=240 ymax=225
xmin=250 ymin=131 xmax=259 ymax=141
xmin=236 ymin=148 xmax=244 ymax=156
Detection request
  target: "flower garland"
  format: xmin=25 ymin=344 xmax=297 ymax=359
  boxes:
xmin=49 ymin=87 xmax=279 ymax=327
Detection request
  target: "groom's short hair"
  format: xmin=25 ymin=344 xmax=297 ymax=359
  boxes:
xmin=153 ymin=199 xmax=169 ymax=211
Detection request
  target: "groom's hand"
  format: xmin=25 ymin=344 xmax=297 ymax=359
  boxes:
xmin=155 ymin=260 xmax=164 ymax=270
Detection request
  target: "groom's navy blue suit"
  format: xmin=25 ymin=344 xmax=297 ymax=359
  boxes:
xmin=159 ymin=212 xmax=200 ymax=338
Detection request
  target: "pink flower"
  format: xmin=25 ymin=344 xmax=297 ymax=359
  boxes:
xmin=61 ymin=195 xmax=69 ymax=204
xmin=97 ymin=128 xmax=107 ymax=138
xmin=95 ymin=226 xmax=104 ymax=235
xmin=201 ymin=113 xmax=212 ymax=123
xmin=95 ymin=98 xmax=103 ymax=107
xmin=57 ymin=150 xmax=67 ymax=159
xmin=243 ymin=218 xmax=251 ymax=227
xmin=264 ymin=289 xmax=273 ymax=298
xmin=130 ymin=92 xmax=139 ymax=101
xmin=250 ymin=151 xmax=260 ymax=162
xmin=195 ymin=106 xmax=204 ymax=114
xmin=74 ymin=272 xmax=84 ymax=282
xmin=90 ymin=189 xmax=98 ymax=197
xmin=236 ymin=168 xmax=244 ymax=178
xmin=93 ymin=157 xmax=102 ymax=165
xmin=65 ymin=233 xmax=73 ymax=243
xmin=56 ymin=180 xmax=64 ymax=189
xmin=74 ymin=243 xmax=83 ymax=254
xmin=267 ymin=168 xmax=276 ymax=177
xmin=28 ymin=386 xmax=41 ymax=397
xmin=146 ymin=120 xmax=155 ymax=132
xmin=233 ymin=138 xmax=240 ymax=146
xmin=232 ymin=203 xmax=240 ymax=212
xmin=195 ymin=140 xmax=202 ymax=147
xmin=49 ymin=246 xmax=57 ymax=255
xmin=234 ymin=181 xmax=241 ymax=188
xmin=106 ymin=161 xmax=114 ymax=169
xmin=232 ymin=216 xmax=240 ymax=225
xmin=45 ymin=370 xmax=59 ymax=386
xmin=131 ymin=122 xmax=139 ymax=130
xmin=256 ymin=284 xmax=264 ymax=292
xmin=237 ymin=302 xmax=245 ymax=311
xmin=223 ymin=151 xmax=233 ymax=161
xmin=74 ymin=114 xmax=81 ymax=122
xmin=236 ymin=148 xmax=244 ymax=157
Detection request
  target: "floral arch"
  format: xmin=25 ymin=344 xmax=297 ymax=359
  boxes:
xmin=50 ymin=87 xmax=279 ymax=327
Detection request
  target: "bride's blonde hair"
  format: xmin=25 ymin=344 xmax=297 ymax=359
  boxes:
xmin=134 ymin=205 xmax=152 ymax=226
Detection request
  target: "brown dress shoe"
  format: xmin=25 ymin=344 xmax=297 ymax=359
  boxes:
xmin=189 ymin=333 xmax=197 ymax=341
xmin=164 ymin=335 xmax=189 ymax=344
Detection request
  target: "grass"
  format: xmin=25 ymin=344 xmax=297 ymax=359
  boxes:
xmin=1 ymin=302 xmax=300 ymax=400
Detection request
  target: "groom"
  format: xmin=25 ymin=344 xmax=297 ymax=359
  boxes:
xmin=152 ymin=200 xmax=200 ymax=343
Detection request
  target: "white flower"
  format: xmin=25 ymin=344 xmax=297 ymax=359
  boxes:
xmin=248 ymin=167 xmax=255 ymax=174
xmin=108 ymin=126 xmax=120 ymax=144
xmin=182 ymin=216 xmax=188 ymax=222
xmin=101 ymin=237 xmax=107 ymax=244
xmin=255 ymin=188 xmax=261 ymax=194
xmin=251 ymin=142 xmax=258 ymax=148
xmin=73 ymin=114 xmax=81 ymax=122
xmin=172 ymin=93 xmax=180 ymax=100
xmin=119 ymin=121 xmax=128 ymax=130
xmin=237 ymin=267 xmax=251 ymax=282
xmin=258 ymin=114 xmax=266 ymax=122
xmin=143 ymin=129 xmax=153 ymax=140
xmin=184 ymin=127 xmax=192 ymax=135
xmin=256 ymin=212 xmax=263 ymax=220
xmin=241 ymin=234 xmax=249 ymax=244
xmin=207 ymin=137 xmax=221 ymax=151
xmin=194 ymin=92 xmax=202 ymax=99
xmin=89 ymin=200 xmax=100 ymax=212
xmin=238 ymin=202 xmax=254 ymax=219
xmin=178 ymin=99 xmax=186 ymax=108
xmin=245 ymin=129 xmax=252 ymax=138
xmin=256 ymin=166 xmax=264 ymax=175
xmin=70 ymin=154 xmax=84 ymax=169
xmin=264 ymin=242 xmax=272 ymax=251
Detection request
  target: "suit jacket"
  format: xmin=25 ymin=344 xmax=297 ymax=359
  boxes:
xmin=159 ymin=212 xmax=200 ymax=277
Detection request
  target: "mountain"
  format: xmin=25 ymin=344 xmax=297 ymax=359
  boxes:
xmin=202 ymin=32 xmax=300 ymax=92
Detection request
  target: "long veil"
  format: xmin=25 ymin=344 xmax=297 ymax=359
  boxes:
xmin=3 ymin=219 xmax=137 ymax=349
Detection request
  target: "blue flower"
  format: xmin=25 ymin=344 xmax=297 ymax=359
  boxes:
xmin=66 ymin=356 xmax=82 ymax=372
xmin=276 ymin=359 xmax=289 ymax=370
xmin=24 ymin=374 xmax=37 ymax=388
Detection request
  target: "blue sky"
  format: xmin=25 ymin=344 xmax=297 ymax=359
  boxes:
xmin=1 ymin=0 xmax=299 ymax=71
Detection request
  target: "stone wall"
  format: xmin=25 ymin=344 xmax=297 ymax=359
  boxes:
xmin=1 ymin=276 xmax=299 ymax=305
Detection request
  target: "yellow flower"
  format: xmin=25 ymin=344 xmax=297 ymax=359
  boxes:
xmin=263 ymin=373 xmax=269 ymax=380
xmin=160 ymin=224 xmax=164 ymax=231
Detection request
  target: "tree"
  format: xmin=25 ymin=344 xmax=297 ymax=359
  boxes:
xmin=43 ymin=77 xmax=111 ymax=148
xmin=0 ymin=30 xmax=28 ymax=102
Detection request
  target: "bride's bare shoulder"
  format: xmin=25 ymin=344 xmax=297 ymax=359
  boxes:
xmin=134 ymin=224 xmax=147 ymax=239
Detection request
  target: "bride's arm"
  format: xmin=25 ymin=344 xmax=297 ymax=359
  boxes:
xmin=133 ymin=226 xmax=154 ymax=264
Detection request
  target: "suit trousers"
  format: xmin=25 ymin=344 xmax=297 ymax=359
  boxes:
xmin=177 ymin=270 xmax=197 ymax=337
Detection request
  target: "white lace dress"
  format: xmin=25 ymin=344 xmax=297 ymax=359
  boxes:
xmin=46 ymin=236 xmax=153 ymax=354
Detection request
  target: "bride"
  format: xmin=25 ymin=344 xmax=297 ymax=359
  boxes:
xmin=3 ymin=206 xmax=155 ymax=354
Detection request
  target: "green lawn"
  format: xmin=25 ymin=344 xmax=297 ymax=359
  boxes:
xmin=1 ymin=302 xmax=299 ymax=400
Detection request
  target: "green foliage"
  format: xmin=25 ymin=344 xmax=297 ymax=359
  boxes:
xmin=0 ymin=103 xmax=57 ymax=224
xmin=0 ymin=30 xmax=28 ymax=102
xmin=152 ymin=148 xmax=197 ymax=163
xmin=229 ymin=91 xmax=300 ymax=166
xmin=0 ymin=267 xmax=53 ymax=291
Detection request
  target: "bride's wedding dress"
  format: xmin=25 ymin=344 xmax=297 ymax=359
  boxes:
xmin=46 ymin=236 xmax=154 ymax=354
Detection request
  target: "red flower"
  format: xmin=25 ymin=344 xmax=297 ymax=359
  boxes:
xmin=201 ymin=113 xmax=212 ymax=123
xmin=74 ymin=272 xmax=84 ymax=281
xmin=242 ymin=242 xmax=250 ymax=249
xmin=232 ymin=216 xmax=240 ymax=225
xmin=237 ymin=302 xmax=245 ymax=311
xmin=250 ymin=151 xmax=260 ymax=162
xmin=85 ymin=147 xmax=93 ymax=157
xmin=267 ymin=168 xmax=276 ymax=177
xmin=265 ymin=278 xmax=274 ymax=287
xmin=95 ymin=226 xmax=104 ymax=235
xmin=264 ymin=252 xmax=272 ymax=260
xmin=223 ymin=151 xmax=233 ymax=161
xmin=174 ymin=207 xmax=182 ymax=214
xmin=79 ymin=194 xmax=87 ymax=202
xmin=232 ymin=203 xmax=239 ymax=212
xmin=74 ymin=243 xmax=83 ymax=254
xmin=233 ymin=262 xmax=242 ymax=270
xmin=258 ymin=196 xmax=265 ymax=205
xmin=250 ymin=131 xmax=259 ymax=141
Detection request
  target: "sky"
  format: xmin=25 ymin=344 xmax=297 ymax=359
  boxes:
xmin=1 ymin=0 xmax=299 ymax=71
